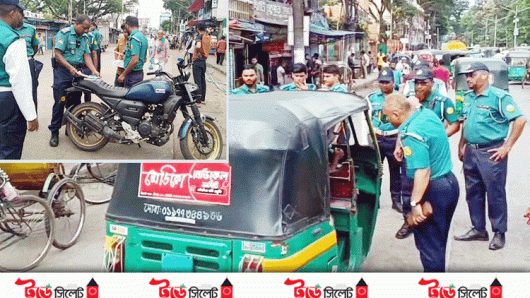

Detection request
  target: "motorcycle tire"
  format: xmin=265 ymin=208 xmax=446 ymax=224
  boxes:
xmin=66 ymin=102 xmax=110 ymax=151
xmin=179 ymin=118 xmax=223 ymax=160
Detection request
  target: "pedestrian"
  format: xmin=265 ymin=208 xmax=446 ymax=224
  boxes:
xmin=383 ymin=93 xmax=459 ymax=272
xmin=89 ymin=22 xmax=102 ymax=73
xmin=390 ymin=62 xmax=402 ymax=91
xmin=432 ymin=58 xmax=451 ymax=89
xmin=0 ymin=0 xmax=39 ymax=159
xmin=368 ymin=68 xmax=409 ymax=218
xmin=310 ymin=53 xmax=322 ymax=86
xmin=231 ymin=64 xmax=270 ymax=94
xmin=320 ymin=64 xmax=348 ymax=93
xmin=48 ymin=14 xmax=99 ymax=148
xmin=279 ymin=63 xmax=317 ymax=91
xmin=216 ymin=36 xmax=226 ymax=66
xmin=148 ymin=34 xmax=154 ymax=57
xmin=151 ymin=30 xmax=169 ymax=71
xmin=361 ymin=50 xmax=369 ymax=79
xmin=277 ymin=60 xmax=287 ymax=86
xmin=118 ymin=16 xmax=148 ymax=88
xmin=186 ymin=35 xmax=195 ymax=65
xmin=192 ymin=23 xmax=211 ymax=104
xmin=369 ymin=50 xmax=376 ymax=74
xmin=37 ymin=33 xmax=45 ymax=54
xmin=251 ymin=57 xmax=264 ymax=85
xmin=15 ymin=19 xmax=43 ymax=113
xmin=454 ymin=62 xmax=526 ymax=250
xmin=347 ymin=51 xmax=356 ymax=81
xmin=377 ymin=51 xmax=386 ymax=71
xmin=113 ymin=24 xmax=128 ymax=87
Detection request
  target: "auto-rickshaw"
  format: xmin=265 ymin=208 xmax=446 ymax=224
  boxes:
xmin=105 ymin=91 xmax=383 ymax=272
xmin=505 ymin=51 xmax=530 ymax=82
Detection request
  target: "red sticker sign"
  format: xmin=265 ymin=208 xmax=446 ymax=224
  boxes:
xmin=139 ymin=163 xmax=232 ymax=205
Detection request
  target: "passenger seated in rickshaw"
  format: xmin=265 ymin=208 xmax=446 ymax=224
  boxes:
xmin=231 ymin=65 xmax=270 ymax=94
xmin=279 ymin=63 xmax=317 ymax=91
xmin=319 ymin=64 xmax=349 ymax=93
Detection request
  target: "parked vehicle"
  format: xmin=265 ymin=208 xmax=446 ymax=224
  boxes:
xmin=104 ymin=92 xmax=383 ymax=272
xmin=63 ymin=58 xmax=223 ymax=160
xmin=505 ymin=51 xmax=530 ymax=82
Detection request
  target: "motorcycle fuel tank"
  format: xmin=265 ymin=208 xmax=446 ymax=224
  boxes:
xmin=126 ymin=79 xmax=172 ymax=103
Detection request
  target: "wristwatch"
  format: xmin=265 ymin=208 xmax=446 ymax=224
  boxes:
xmin=410 ymin=200 xmax=419 ymax=207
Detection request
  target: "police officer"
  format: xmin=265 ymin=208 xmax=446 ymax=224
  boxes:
xmin=15 ymin=20 xmax=42 ymax=112
xmin=368 ymin=67 xmax=409 ymax=215
xmin=89 ymin=22 xmax=101 ymax=73
xmin=320 ymin=64 xmax=348 ymax=93
xmin=454 ymin=62 xmax=526 ymax=250
xmin=0 ymin=0 xmax=38 ymax=159
xmin=414 ymin=67 xmax=460 ymax=136
xmin=231 ymin=65 xmax=270 ymax=94
xmin=118 ymin=16 xmax=148 ymax=88
xmin=383 ymin=93 xmax=459 ymax=272
xmin=402 ymin=60 xmax=447 ymax=98
xmin=49 ymin=15 xmax=99 ymax=147
xmin=279 ymin=63 xmax=317 ymax=91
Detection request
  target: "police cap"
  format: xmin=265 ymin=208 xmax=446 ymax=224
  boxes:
xmin=0 ymin=0 xmax=25 ymax=10
xmin=414 ymin=67 xmax=434 ymax=81
xmin=458 ymin=61 xmax=489 ymax=74
xmin=413 ymin=59 xmax=429 ymax=70
xmin=378 ymin=67 xmax=394 ymax=82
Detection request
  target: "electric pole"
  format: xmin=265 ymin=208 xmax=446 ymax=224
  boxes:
xmin=293 ymin=0 xmax=305 ymax=63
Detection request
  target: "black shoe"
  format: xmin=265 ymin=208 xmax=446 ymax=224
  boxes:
xmin=454 ymin=228 xmax=489 ymax=241
xmin=395 ymin=222 xmax=413 ymax=239
xmin=49 ymin=132 xmax=59 ymax=147
xmin=489 ymin=232 xmax=505 ymax=250
xmin=392 ymin=201 xmax=403 ymax=213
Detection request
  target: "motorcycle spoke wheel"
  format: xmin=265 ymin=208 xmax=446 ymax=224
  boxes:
xmin=180 ymin=119 xmax=223 ymax=160
xmin=0 ymin=196 xmax=55 ymax=271
xmin=46 ymin=179 xmax=86 ymax=249
xmin=66 ymin=103 xmax=110 ymax=151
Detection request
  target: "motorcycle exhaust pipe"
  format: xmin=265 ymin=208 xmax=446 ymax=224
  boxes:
xmin=66 ymin=112 xmax=126 ymax=141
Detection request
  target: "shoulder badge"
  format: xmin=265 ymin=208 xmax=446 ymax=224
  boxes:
xmin=404 ymin=147 xmax=413 ymax=157
xmin=506 ymin=104 xmax=515 ymax=113
xmin=446 ymin=107 xmax=455 ymax=115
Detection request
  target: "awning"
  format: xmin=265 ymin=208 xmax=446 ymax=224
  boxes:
xmin=188 ymin=0 xmax=203 ymax=12
xmin=310 ymin=24 xmax=362 ymax=37
xmin=229 ymin=19 xmax=265 ymax=33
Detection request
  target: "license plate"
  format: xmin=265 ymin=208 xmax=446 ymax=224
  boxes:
xmin=161 ymin=253 xmax=194 ymax=272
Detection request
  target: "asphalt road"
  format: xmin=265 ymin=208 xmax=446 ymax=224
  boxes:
xmin=21 ymin=47 xmax=227 ymax=160
xmin=359 ymin=84 xmax=530 ymax=272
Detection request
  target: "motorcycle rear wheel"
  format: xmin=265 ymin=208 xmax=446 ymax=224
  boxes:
xmin=66 ymin=103 xmax=110 ymax=151
xmin=180 ymin=119 xmax=223 ymax=160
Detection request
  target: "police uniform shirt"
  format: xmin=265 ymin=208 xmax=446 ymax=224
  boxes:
xmin=14 ymin=23 xmax=39 ymax=57
xmin=230 ymin=84 xmax=270 ymax=94
xmin=87 ymin=31 xmax=96 ymax=51
xmin=421 ymin=91 xmax=459 ymax=123
xmin=0 ymin=21 xmax=36 ymax=121
xmin=399 ymin=108 xmax=453 ymax=179
xmin=368 ymin=90 xmax=399 ymax=134
xmin=279 ymin=82 xmax=317 ymax=91
xmin=462 ymin=86 xmax=524 ymax=145
xmin=329 ymin=83 xmax=349 ymax=93
xmin=55 ymin=26 xmax=90 ymax=65
xmin=124 ymin=29 xmax=148 ymax=72
xmin=92 ymin=28 xmax=101 ymax=50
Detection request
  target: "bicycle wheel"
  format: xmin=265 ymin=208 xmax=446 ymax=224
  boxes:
xmin=47 ymin=179 xmax=86 ymax=249
xmin=0 ymin=196 xmax=55 ymax=271
xmin=87 ymin=163 xmax=118 ymax=186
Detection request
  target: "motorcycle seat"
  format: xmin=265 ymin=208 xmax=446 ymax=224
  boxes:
xmin=76 ymin=77 xmax=129 ymax=98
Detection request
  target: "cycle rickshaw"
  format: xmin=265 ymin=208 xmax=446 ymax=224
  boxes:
xmin=0 ymin=163 xmax=85 ymax=271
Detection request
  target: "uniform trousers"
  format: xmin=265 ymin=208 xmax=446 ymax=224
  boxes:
xmin=192 ymin=58 xmax=207 ymax=103
xmin=49 ymin=65 xmax=90 ymax=133
xmin=378 ymin=135 xmax=409 ymax=205
xmin=124 ymin=70 xmax=143 ymax=88
xmin=414 ymin=172 xmax=459 ymax=272
xmin=463 ymin=142 xmax=508 ymax=233
xmin=28 ymin=58 xmax=43 ymax=113
xmin=0 ymin=91 xmax=27 ymax=159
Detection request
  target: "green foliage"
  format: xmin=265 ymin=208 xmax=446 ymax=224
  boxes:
xmin=164 ymin=0 xmax=194 ymax=24
xmin=161 ymin=20 xmax=171 ymax=32
xmin=20 ymin=0 xmax=138 ymax=20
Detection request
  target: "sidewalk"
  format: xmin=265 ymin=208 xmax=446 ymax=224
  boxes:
xmin=350 ymin=71 xmax=378 ymax=92
xmin=206 ymin=54 xmax=226 ymax=75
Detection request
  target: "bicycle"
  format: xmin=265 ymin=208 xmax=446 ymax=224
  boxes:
xmin=68 ymin=163 xmax=117 ymax=204
xmin=0 ymin=173 xmax=55 ymax=271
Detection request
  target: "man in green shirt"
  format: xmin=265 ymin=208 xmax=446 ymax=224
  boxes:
xmin=231 ymin=65 xmax=270 ymax=94
xmin=383 ymin=93 xmax=459 ymax=272
xmin=89 ymin=22 xmax=102 ymax=72
xmin=279 ymin=63 xmax=317 ymax=91
xmin=49 ymin=15 xmax=99 ymax=147
xmin=320 ymin=64 xmax=348 ymax=93
xmin=118 ymin=15 xmax=148 ymax=88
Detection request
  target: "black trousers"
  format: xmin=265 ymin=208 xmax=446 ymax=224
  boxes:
xmin=0 ymin=91 xmax=27 ymax=159
xmin=193 ymin=58 xmax=207 ymax=103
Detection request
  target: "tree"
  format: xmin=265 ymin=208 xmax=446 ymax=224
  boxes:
xmin=365 ymin=0 xmax=391 ymax=42
xmin=161 ymin=20 xmax=171 ymax=32
xmin=20 ymin=0 xmax=137 ymax=20
xmin=164 ymin=0 xmax=194 ymax=30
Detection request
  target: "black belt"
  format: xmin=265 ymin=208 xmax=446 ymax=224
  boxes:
xmin=467 ymin=140 xmax=504 ymax=149
xmin=130 ymin=70 xmax=143 ymax=74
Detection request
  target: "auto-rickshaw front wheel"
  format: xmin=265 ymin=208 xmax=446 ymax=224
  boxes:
xmin=46 ymin=178 xmax=86 ymax=249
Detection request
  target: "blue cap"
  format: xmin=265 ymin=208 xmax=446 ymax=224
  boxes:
xmin=378 ymin=67 xmax=394 ymax=82
xmin=414 ymin=67 xmax=434 ymax=81
xmin=0 ymin=0 xmax=25 ymax=10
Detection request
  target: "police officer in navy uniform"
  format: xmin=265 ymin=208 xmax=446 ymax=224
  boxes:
xmin=368 ymin=68 xmax=410 ymax=215
xmin=0 ymin=0 xmax=38 ymax=159
xmin=383 ymin=93 xmax=459 ymax=272
xmin=15 ymin=20 xmax=42 ymax=112
xmin=454 ymin=62 xmax=526 ymax=250
xmin=49 ymin=15 xmax=99 ymax=147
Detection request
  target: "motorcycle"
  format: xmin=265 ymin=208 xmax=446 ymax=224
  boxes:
xmin=63 ymin=58 xmax=223 ymax=160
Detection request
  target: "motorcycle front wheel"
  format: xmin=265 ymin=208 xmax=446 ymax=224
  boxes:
xmin=66 ymin=103 xmax=110 ymax=151
xmin=179 ymin=118 xmax=223 ymax=160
